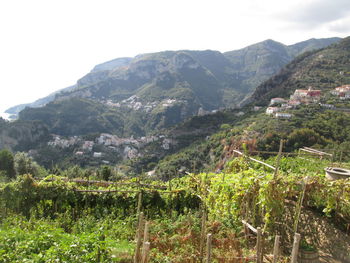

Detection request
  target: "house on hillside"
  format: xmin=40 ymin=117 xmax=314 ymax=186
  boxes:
xmin=288 ymin=100 xmax=301 ymax=107
xmin=331 ymin=85 xmax=350 ymax=100
xmin=290 ymin=87 xmax=321 ymax=103
xmin=269 ymin=98 xmax=287 ymax=106
xmin=82 ymin=141 xmax=94 ymax=151
xmin=266 ymin=107 xmax=280 ymax=115
xmin=93 ymin=152 xmax=102 ymax=158
xmin=281 ymin=103 xmax=292 ymax=110
xmin=275 ymin=112 xmax=293 ymax=119
xmin=319 ymin=103 xmax=335 ymax=109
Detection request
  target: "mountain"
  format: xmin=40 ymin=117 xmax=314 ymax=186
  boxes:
xmin=286 ymin=37 xmax=342 ymax=57
xmin=14 ymin=38 xmax=340 ymax=136
xmin=91 ymin=57 xmax=133 ymax=72
xmin=154 ymin=37 xmax=350 ymax=178
xmin=61 ymin=37 xmax=341 ymax=109
xmin=224 ymin=37 xmax=341 ymax=99
xmin=5 ymin=85 xmax=76 ymax=116
xmin=247 ymin=36 xmax=350 ymax=106
xmin=56 ymin=50 xmax=240 ymax=109
xmin=2 ymin=37 xmax=346 ymax=170
xmin=7 ymin=37 xmax=340 ymax=120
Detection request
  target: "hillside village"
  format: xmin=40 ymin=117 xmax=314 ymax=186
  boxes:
xmin=41 ymin=84 xmax=350 ymax=165
xmin=265 ymin=84 xmax=350 ymax=118
xmin=104 ymin=95 xmax=174 ymax=112
xmin=47 ymin=132 xmax=176 ymax=164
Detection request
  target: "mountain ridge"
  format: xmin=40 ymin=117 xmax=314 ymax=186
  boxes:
xmin=247 ymin=36 xmax=350 ymax=106
xmin=2 ymin=36 xmax=350 ymax=172
xmin=6 ymin=37 xmax=341 ymax=117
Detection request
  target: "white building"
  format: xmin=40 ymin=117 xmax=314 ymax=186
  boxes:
xmin=82 ymin=141 xmax=94 ymax=151
xmin=275 ymin=113 xmax=292 ymax=119
xmin=93 ymin=152 xmax=103 ymax=158
xmin=269 ymin=98 xmax=287 ymax=105
xmin=266 ymin=107 xmax=280 ymax=115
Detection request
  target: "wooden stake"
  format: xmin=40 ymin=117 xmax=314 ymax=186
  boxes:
xmin=340 ymin=150 xmax=343 ymax=163
xmin=273 ymin=139 xmax=284 ymax=179
xmin=134 ymin=212 xmax=144 ymax=263
xmin=206 ymin=233 xmax=212 ymax=263
xmin=256 ymin=227 xmax=262 ymax=263
xmin=290 ymin=233 xmax=301 ymax=263
xmin=141 ymin=242 xmax=150 ymax=263
xmin=137 ymin=191 xmax=143 ymax=217
xmin=135 ymin=192 xmax=143 ymax=241
xmin=143 ymin=221 xmax=149 ymax=243
xmin=244 ymin=224 xmax=249 ymax=242
xmin=273 ymin=235 xmax=280 ymax=263
xmin=293 ymin=180 xmax=306 ymax=234
xmin=141 ymin=220 xmax=150 ymax=262
xmin=200 ymin=207 xmax=207 ymax=261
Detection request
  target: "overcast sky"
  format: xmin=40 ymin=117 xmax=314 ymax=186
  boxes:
xmin=1 ymin=0 xmax=350 ymax=114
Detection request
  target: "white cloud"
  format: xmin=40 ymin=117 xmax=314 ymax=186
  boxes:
xmin=329 ymin=17 xmax=350 ymax=33
xmin=276 ymin=0 xmax=350 ymax=29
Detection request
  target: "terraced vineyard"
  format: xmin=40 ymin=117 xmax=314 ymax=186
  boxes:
xmin=1 ymin=154 xmax=350 ymax=262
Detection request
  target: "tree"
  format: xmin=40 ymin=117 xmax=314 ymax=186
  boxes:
xmin=257 ymin=132 xmax=285 ymax=152
xmin=285 ymin=128 xmax=327 ymax=151
xmin=14 ymin=152 xmax=40 ymax=177
xmin=101 ymin=166 xmax=112 ymax=181
xmin=0 ymin=149 xmax=16 ymax=178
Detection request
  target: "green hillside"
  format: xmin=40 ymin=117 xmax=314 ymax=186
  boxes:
xmin=154 ymin=37 xmax=350 ymax=178
xmin=248 ymin=37 xmax=350 ymax=106
xmin=2 ymin=37 xmax=347 ymax=170
xmin=0 ymin=118 xmax=50 ymax=152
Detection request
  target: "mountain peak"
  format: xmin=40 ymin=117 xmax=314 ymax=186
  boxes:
xmin=261 ymin=39 xmax=284 ymax=46
xmin=91 ymin=57 xmax=133 ymax=72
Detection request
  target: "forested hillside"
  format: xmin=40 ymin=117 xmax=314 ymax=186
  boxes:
xmin=247 ymin=37 xmax=350 ymax=106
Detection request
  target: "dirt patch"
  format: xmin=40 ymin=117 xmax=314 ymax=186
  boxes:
xmin=298 ymin=209 xmax=350 ymax=262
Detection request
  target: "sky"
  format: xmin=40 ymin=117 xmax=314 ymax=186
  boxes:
xmin=1 ymin=0 xmax=350 ymax=114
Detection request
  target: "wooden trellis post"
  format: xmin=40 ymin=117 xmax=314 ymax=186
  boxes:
xmin=290 ymin=233 xmax=301 ymax=263
xmin=200 ymin=206 xmax=207 ymax=261
xmin=256 ymin=227 xmax=263 ymax=263
xmin=273 ymin=235 xmax=280 ymax=263
xmin=206 ymin=233 xmax=212 ymax=263
xmin=141 ymin=242 xmax=150 ymax=263
xmin=137 ymin=191 xmax=143 ymax=218
xmin=273 ymin=139 xmax=284 ymax=178
xmin=293 ymin=180 xmax=307 ymax=234
xmin=135 ymin=191 xmax=143 ymax=242
xmin=241 ymin=221 xmax=263 ymax=263
xmin=141 ymin=221 xmax=150 ymax=263
xmin=134 ymin=212 xmax=144 ymax=263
